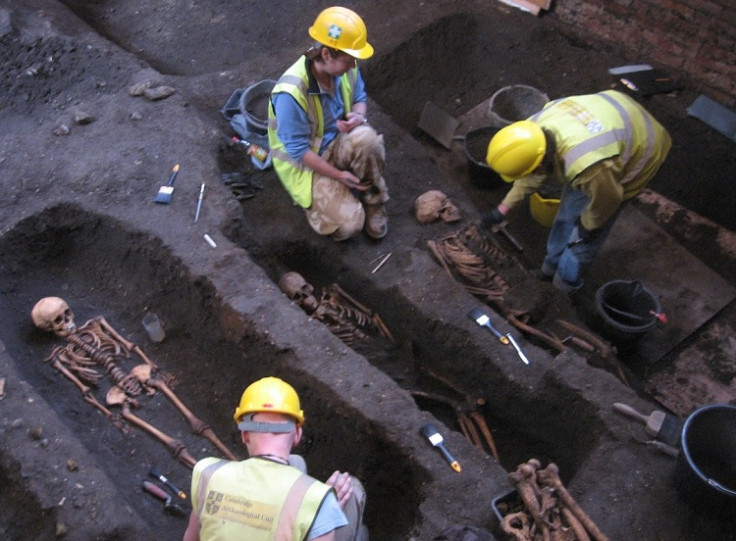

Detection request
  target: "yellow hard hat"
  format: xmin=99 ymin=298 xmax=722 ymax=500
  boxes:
xmin=308 ymin=6 xmax=374 ymax=59
xmin=233 ymin=376 xmax=305 ymax=426
xmin=486 ymin=120 xmax=546 ymax=182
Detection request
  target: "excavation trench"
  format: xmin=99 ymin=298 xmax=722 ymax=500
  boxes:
xmin=0 ymin=206 xmax=425 ymax=540
xmin=3 ymin=2 xmax=736 ymax=539
xmin=0 ymin=204 xmax=607 ymax=540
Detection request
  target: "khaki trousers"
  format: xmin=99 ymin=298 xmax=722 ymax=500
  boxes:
xmin=305 ymin=125 xmax=389 ymax=241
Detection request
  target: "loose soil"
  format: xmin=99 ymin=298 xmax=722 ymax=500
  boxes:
xmin=1 ymin=1 xmax=735 ymax=540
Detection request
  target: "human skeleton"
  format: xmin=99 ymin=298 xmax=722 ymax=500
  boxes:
xmin=428 ymin=223 xmax=614 ymax=359
xmin=31 ymin=296 xmax=236 ymax=468
xmin=278 ymin=271 xmax=394 ymax=346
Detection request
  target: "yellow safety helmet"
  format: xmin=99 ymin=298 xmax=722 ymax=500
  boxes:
xmin=486 ymin=120 xmax=546 ymax=182
xmin=233 ymin=376 xmax=305 ymax=427
xmin=308 ymin=6 xmax=374 ymax=59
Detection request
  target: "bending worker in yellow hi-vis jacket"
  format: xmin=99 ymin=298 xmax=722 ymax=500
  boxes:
xmin=183 ymin=376 xmax=368 ymax=541
xmin=481 ymin=90 xmax=671 ymax=293
xmin=268 ymin=6 xmax=389 ymax=241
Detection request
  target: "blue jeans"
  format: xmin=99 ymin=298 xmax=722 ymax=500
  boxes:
xmin=541 ymin=184 xmax=622 ymax=293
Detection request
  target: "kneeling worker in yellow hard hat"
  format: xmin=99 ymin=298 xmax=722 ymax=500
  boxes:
xmin=183 ymin=376 xmax=368 ymax=541
xmin=268 ymin=6 xmax=390 ymax=241
xmin=481 ymin=90 xmax=672 ymax=293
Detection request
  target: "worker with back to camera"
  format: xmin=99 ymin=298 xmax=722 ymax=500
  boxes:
xmin=182 ymin=376 xmax=368 ymax=541
xmin=481 ymin=89 xmax=672 ymax=294
xmin=268 ymin=6 xmax=390 ymax=242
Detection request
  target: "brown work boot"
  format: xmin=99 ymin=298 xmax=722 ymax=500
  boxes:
xmin=364 ymin=204 xmax=388 ymax=240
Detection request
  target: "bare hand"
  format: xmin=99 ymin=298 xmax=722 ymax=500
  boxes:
xmin=326 ymin=470 xmax=354 ymax=509
xmin=337 ymin=112 xmax=365 ymax=133
xmin=337 ymin=170 xmax=369 ymax=191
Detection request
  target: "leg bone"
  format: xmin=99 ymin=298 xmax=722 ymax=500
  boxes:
xmin=131 ymin=365 xmax=237 ymax=460
xmin=509 ymin=459 xmax=550 ymax=541
xmin=106 ymin=386 xmax=196 ymax=468
xmin=537 ymin=463 xmax=609 ymax=541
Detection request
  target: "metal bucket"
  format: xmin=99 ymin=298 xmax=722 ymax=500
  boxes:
xmin=240 ymin=79 xmax=276 ymax=135
xmin=464 ymin=126 xmax=504 ymax=189
xmin=674 ymin=404 xmax=736 ymax=517
xmin=488 ymin=85 xmax=549 ymax=126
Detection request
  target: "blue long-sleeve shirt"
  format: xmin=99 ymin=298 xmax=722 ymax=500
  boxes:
xmin=271 ymin=65 xmax=367 ymax=162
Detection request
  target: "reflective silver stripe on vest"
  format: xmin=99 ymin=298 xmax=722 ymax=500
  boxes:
xmin=561 ymin=129 xmax=625 ymax=175
xmin=275 ymin=473 xmax=319 ymax=541
xmin=280 ymin=73 xmax=307 ymax=93
xmin=271 ymin=73 xmax=323 ymax=160
xmin=194 ymin=459 xmax=229 ymax=518
xmin=530 ymin=99 xmax=620 ymax=175
xmin=599 ymin=92 xmax=656 ymax=185
xmin=347 ymin=67 xmax=358 ymax=90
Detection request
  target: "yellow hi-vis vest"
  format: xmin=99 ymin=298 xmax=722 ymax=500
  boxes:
xmin=191 ymin=457 xmax=333 ymax=541
xmin=268 ymin=56 xmax=358 ymax=208
xmin=530 ymin=90 xmax=672 ymax=200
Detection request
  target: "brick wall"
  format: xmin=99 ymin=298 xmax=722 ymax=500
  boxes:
xmin=551 ymin=0 xmax=736 ymax=108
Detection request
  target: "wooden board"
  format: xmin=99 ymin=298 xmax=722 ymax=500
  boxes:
xmin=497 ymin=0 xmax=551 ymax=15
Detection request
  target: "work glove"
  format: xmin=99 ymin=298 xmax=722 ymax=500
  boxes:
xmin=567 ymin=218 xmax=597 ymax=247
xmin=480 ymin=207 xmax=505 ymax=230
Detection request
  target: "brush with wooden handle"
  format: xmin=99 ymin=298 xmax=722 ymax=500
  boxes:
xmin=613 ymin=402 xmax=682 ymax=447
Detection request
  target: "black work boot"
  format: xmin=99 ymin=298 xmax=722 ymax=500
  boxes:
xmin=364 ymin=205 xmax=388 ymax=240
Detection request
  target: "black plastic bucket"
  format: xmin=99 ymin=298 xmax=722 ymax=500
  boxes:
xmin=464 ymin=126 xmax=504 ymax=189
xmin=674 ymin=404 xmax=736 ymax=517
xmin=595 ymin=280 xmax=660 ymax=333
xmin=594 ymin=280 xmax=661 ymax=352
xmin=240 ymin=79 xmax=276 ymax=135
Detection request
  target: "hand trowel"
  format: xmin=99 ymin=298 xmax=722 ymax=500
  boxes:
xmin=420 ymin=423 xmax=462 ymax=473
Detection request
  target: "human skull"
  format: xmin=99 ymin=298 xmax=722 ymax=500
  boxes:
xmin=414 ymin=190 xmax=461 ymax=224
xmin=31 ymin=297 xmax=77 ymax=337
xmin=278 ymin=272 xmax=319 ymax=312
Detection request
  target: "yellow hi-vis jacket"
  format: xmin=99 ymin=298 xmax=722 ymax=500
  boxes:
xmin=530 ymin=90 xmax=672 ymax=199
xmin=268 ymin=56 xmax=358 ymax=208
xmin=191 ymin=457 xmax=333 ymax=540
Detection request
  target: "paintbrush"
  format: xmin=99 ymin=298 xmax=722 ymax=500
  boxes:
xmin=154 ymin=164 xmax=180 ymax=204
xmin=613 ymin=402 xmax=682 ymax=447
xmin=420 ymin=423 xmax=462 ymax=473
xmin=467 ymin=308 xmax=509 ymax=344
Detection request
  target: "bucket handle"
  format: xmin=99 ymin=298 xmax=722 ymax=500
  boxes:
xmin=600 ymin=299 xmax=652 ymax=324
xmin=708 ymin=477 xmax=736 ymax=496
